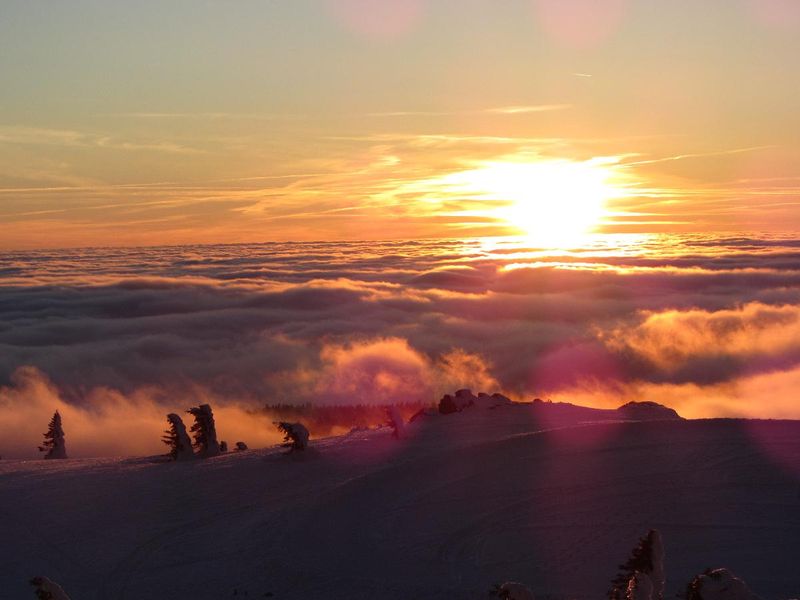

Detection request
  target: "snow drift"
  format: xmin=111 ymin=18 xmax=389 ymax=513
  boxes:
xmin=1 ymin=407 xmax=797 ymax=599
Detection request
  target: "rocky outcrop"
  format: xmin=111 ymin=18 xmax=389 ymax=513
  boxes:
xmin=616 ymin=401 xmax=682 ymax=421
xmin=476 ymin=392 xmax=514 ymax=409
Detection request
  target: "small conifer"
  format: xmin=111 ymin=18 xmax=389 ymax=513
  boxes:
xmin=38 ymin=411 xmax=67 ymax=460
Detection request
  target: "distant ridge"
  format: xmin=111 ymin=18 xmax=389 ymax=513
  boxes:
xmin=437 ymin=389 xmax=683 ymax=423
xmin=528 ymin=397 xmax=683 ymax=422
xmin=616 ymin=400 xmax=682 ymax=421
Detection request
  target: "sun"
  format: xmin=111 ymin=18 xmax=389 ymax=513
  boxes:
xmin=442 ymin=157 xmax=626 ymax=246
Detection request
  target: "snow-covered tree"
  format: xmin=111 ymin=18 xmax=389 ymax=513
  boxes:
xmin=490 ymin=581 xmax=535 ymax=600
xmin=385 ymin=406 xmax=407 ymax=439
xmin=276 ymin=421 xmax=309 ymax=451
xmin=187 ymin=403 xmax=220 ymax=458
xmin=38 ymin=411 xmax=67 ymax=459
xmin=685 ymin=568 xmax=761 ymax=600
xmin=608 ymin=530 xmax=664 ymax=600
xmin=219 ymin=440 xmax=228 ymax=453
xmin=626 ymin=571 xmax=655 ymax=600
xmin=235 ymin=441 xmax=248 ymax=451
xmin=439 ymin=389 xmax=476 ymax=414
xmin=30 ymin=576 xmax=71 ymax=600
xmin=162 ymin=413 xmax=195 ymax=461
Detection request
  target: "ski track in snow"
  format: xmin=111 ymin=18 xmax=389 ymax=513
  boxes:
xmin=1 ymin=408 xmax=799 ymax=599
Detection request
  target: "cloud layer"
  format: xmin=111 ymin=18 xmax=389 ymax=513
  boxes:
xmin=2 ymin=234 xmax=800 ymax=456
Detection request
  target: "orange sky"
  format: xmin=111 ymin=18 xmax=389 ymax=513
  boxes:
xmin=1 ymin=0 xmax=799 ymax=249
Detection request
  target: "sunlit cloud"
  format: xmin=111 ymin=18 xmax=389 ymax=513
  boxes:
xmin=601 ymin=303 xmax=800 ymax=371
xmin=1 ymin=127 xmax=798 ymax=249
xmin=0 ymin=366 xmax=286 ymax=458
xmin=549 ymin=364 xmax=800 ymax=420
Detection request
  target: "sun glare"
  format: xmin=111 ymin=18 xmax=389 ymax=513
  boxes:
xmin=443 ymin=158 xmax=627 ymax=247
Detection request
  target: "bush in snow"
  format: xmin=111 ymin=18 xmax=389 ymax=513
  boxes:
xmin=490 ymin=581 xmax=535 ymax=600
xmin=38 ymin=411 xmax=67 ymax=459
xmin=219 ymin=440 xmax=228 ymax=453
xmin=608 ymin=529 xmax=664 ymax=600
xmin=235 ymin=441 xmax=248 ymax=451
xmin=276 ymin=421 xmax=309 ymax=451
xmin=187 ymin=403 xmax=220 ymax=458
xmin=162 ymin=413 xmax=195 ymax=461
xmin=30 ymin=576 xmax=71 ymax=600
xmin=685 ymin=568 xmax=761 ymax=600
xmin=385 ymin=406 xmax=407 ymax=439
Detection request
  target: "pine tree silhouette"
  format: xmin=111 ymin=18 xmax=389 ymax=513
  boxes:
xmin=162 ymin=413 xmax=195 ymax=461
xmin=187 ymin=404 xmax=220 ymax=458
xmin=38 ymin=411 xmax=67 ymax=459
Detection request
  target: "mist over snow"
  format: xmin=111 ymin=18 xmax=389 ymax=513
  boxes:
xmin=3 ymin=233 xmax=800 ymax=456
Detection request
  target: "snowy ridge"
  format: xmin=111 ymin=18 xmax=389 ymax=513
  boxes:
xmin=0 ymin=403 xmax=797 ymax=599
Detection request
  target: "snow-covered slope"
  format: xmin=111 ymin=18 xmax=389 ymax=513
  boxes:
xmin=1 ymin=405 xmax=798 ymax=599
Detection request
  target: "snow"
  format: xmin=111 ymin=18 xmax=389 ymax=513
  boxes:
xmin=0 ymin=404 xmax=798 ymax=599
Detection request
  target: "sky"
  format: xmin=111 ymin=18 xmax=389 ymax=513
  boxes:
xmin=1 ymin=0 xmax=799 ymax=248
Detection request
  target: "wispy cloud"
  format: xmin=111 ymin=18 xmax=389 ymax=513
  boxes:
xmin=484 ymin=104 xmax=572 ymax=114
xmin=0 ymin=125 xmax=204 ymax=154
xmin=106 ymin=112 xmax=307 ymax=121
xmin=367 ymin=104 xmax=572 ymax=117
xmin=621 ymin=145 xmax=776 ymax=167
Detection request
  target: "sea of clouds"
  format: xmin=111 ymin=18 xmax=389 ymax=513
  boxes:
xmin=2 ymin=234 xmax=800 ymax=457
